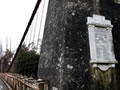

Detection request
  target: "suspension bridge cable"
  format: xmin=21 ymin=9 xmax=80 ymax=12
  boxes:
xmin=25 ymin=23 xmax=33 ymax=47
xmin=26 ymin=9 xmax=39 ymax=76
xmin=8 ymin=0 xmax=42 ymax=72
xmin=20 ymin=10 xmax=39 ymax=76
xmin=28 ymin=23 xmax=34 ymax=45
xmin=37 ymin=0 xmax=45 ymax=48
xmin=26 ymin=18 xmax=35 ymax=76
xmin=24 ymin=32 xmax=28 ymax=46
xmin=32 ymin=9 xmax=39 ymax=44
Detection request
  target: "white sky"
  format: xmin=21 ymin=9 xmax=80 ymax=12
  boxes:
xmin=0 ymin=0 xmax=49 ymax=51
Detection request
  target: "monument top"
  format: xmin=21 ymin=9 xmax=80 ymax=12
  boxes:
xmin=87 ymin=14 xmax=113 ymax=28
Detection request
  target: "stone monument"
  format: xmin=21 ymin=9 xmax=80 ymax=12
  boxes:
xmin=87 ymin=14 xmax=117 ymax=71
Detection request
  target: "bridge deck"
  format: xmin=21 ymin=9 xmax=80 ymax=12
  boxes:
xmin=0 ymin=78 xmax=10 ymax=90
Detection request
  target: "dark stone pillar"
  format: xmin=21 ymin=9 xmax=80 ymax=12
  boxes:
xmin=37 ymin=0 xmax=120 ymax=90
xmin=37 ymin=0 xmax=93 ymax=90
xmin=99 ymin=0 xmax=120 ymax=90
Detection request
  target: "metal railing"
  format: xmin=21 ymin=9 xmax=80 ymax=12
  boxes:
xmin=0 ymin=73 xmax=48 ymax=90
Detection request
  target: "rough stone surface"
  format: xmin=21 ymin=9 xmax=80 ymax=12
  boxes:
xmin=37 ymin=0 xmax=120 ymax=90
xmin=100 ymin=0 xmax=120 ymax=89
xmin=37 ymin=0 xmax=93 ymax=90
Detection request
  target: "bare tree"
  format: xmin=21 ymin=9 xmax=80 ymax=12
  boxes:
xmin=0 ymin=42 xmax=3 ymax=72
xmin=0 ymin=38 xmax=13 ymax=72
xmin=1 ymin=49 xmax=13 ymax=72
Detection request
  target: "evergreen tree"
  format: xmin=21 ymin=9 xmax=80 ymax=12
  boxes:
xmin=15 ymin=44 xmax=40 ymax=78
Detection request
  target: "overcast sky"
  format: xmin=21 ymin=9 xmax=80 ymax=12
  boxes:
xmin=0 ymin=0 xmax=48 ymax=51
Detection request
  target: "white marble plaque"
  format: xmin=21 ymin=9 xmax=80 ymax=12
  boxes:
xmin=95 ymin=27 xmax=110 ymax=61
xmin=87 ymin=14 xmax=117 ymax=71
